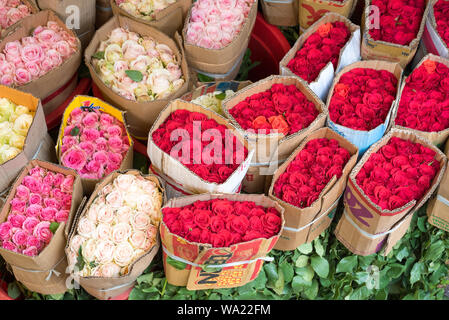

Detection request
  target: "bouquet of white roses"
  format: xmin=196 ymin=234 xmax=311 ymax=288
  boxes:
xmin=115 ymin=0 xmax=178 ymax=21
xmin=0 ymin=96 xmax=34 ymax=164
xmin=92 ymin=27 xmax=185 ymax=102
xmin=68 ymin=173 xmax=163 ymax=278
xmin=191 ymin=89 xmax=235 ymax=115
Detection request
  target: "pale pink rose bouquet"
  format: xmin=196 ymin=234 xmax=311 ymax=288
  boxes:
xmin=115 ymin=0 xmax=177 ymax=21
xmin=0 ymin=165 xmax=74 ymax=257
xmin=0 ymin=20 xmax=78 ymax=87
xmin=185 ymin=0 xmax=254 ymax=49
xmin=60 ymin=106 xmax=131 ymax=180
xmin=92 ymin=27 xmax=185 ymax=102
xmin=68 ymin=173 xmax=163 ymax=277
xmin=0 ymin=0 xmax=32 ymax=33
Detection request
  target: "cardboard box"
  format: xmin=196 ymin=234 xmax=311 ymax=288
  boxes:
xmin=160 ymin=193 xmax=284 ymax=290
xmin=181 ymin=0 xmax=257 ymax=75
xmin=55 ymin=95 xmax=134 ymax=195
xmin=222 ymin=75 xmax=327 ymax=164
xmin=298 ymin=0 xmax=356 ymax=30
xmin=242 ymin=158 xmax=287 ymax=194
xmin=335 ymin=128 xmax=447 ymax=256
xmin=0 ymin=160 xmax=83 ymax=295
xmin=0 ymin=85 xmax=56 ymax=193
xmin=0 ymin=10 xmax=82 ymax=116
xmin=361 ymin=0 xmax=432 ymax=68
xmin=110 ymin=0 xmax=191 ymax=37
xmin=147 ymin=99 xmax=254 ymax=199
xmin=326 ymin=60 xmax=403 ymax=154
xmin=392 ymin=54 xmax=449 ymax=147
xmin=423 ymin=3 xmax=448 ymax=58
xmin=85 ymin=15 xmax=191 ymax=140
xmin=65 ymin=169 xmax=165 ymax=299
xmin=268 ymin=127 xmax=358 ymax=250
xmin=280 ymin=13 xmax=361 ymax=102
xmin=261 ymin=0 xmax=299 ymax=26
xmin=190 ymin=51 xmax=246 ymax=82
xmin=36 ymin=0 xmax=96 ymax=49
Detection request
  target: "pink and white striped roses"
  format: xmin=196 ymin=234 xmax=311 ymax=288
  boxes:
xmin=68 ymin=173 xmax=163 ymax=277
xmin=0 ymin=21 xmax=78 ymax=87
xmin=185 ymin=0 xmax=254 ymax=49
xmin=0 ymin=165 xmax=74 ymax=256
xmin=60 ymin=105 xmax=130 ymax=180
xmin=0 ymin=0 xmax=32 ymax=33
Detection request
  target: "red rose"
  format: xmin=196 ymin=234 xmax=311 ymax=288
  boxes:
xmin=200 ymin=229 xmax=211 ymax=244
xmin=186 ymin=228 xmax=202 ymax=243
xmin=249 ymin=216 xmax=263 ymax=232
xmin=242 ymin=230 xmax=264 ymax=242
xmin=210 ymin=233 xmax=226 ymax=247
xmin=210 ymin=216 xmax=225 ymax=233
xmin=261 ymin=212 xmax=281 ymax=235
xmin=193 ymin=210 xmax=211 ymax=229
xmin=211 ymin=199 xmax=234 ymax=216
xmin=229 ymin=215 xmax=250 ymax=235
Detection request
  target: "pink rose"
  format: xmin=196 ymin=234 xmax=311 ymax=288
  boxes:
xmin=86 ymin=160 xmax=101 ymax=173
xmin=43 ymin=197 xmax=60 ymax=210
xmin=53 ymin=173 xmax=65 ymax=187
xmin=108 ymin=152 xmax=123 ymax=166
xmin=10 ymin=198 xmax=26 ymax=213
xmin=26 ymin=234 xmax=41 ymax=249
xmin=4 ymin=41 xmax=21 ymax=57
xmin=62 ymin=194 xmax=72 ymax=210
xmin=55 ymin=210 xmax=69 ymax=223
xmin=68 ymin=108 xmax=83 ymax=124
xmin=61 ymin=175 xmax=74 ymax=193
xmin=61 ymin=147 xmax=88 ymax=171
xmin=40 ymin=207 xmax=57 ymax=222
xmin=106 ymin=125 xmax=122 ymax=137
xmin=0 ymin=74 xmax=14 ymax=86
xmin=100 ymin=113 xmax=114 ymax=127
xmin=21 ymin=44 xmax=44 ymax=63
xmin=0 ymin=60 xmax=15 ymax=75
xmin=15 ymin=185 xmax=30 ymax=201
xmin=45 ymin=49 xmax=62 ymax=68
xmin=21 ymin=36 xmax=38 ymax=46
xmin=33 ymin=221 xmax=52 ymax=243
xmin=46 ymin=21 xmax=61 ymax=33
xmin=50 ymin=188 xmax=64 ymax=201
xmin=11 ymin=229 xmax=27 ymax=246
xmin=108 ymin=136 xmax=123 ymax=153
xmin=81 ymin=128 xmax=100 ymax=142
xmin=22 ymin=246 xmax=38 ymax=257
xmin=95 ymin=138 xmax=108 ymax=151
xmin=8 ymin=214 xmax=26 ymax=228
xmin=2 ymin=241 xmax=18 ymax=252
xmin=22 ymin=217 xmax=40 ymax=233
xmin=6 ymin=8 xmax=23 ymax=25
xmin=0 ymin=222 xmax=12 ymax=241
xmin=17 ymin=5 xmax=30 ymax=16
xmin=23 ymin=175 xmax=42 ymax=193
xmin=14 ymin=67 xmax=31 ymax=85
xmin=79 ymin=141 xmax=95 ymax=156
xmin=25 ymin=61 xmax=41 ymax=79
xmin=40 ymin=183 xmax=51 ymax=197
xmin=53 ymin=40 xmax=73 ymax=58
xmin=82 ymin=112 xmax=99 ymax=128
xmin=39 ymin=59 xmax=54 ymax=74
xmin=35 ymin=28 xmax=57 ymax=43
xmin=29 ymin=193 xmax=42 ymax=205
xmin=25 ymin=204 xmax=42 ymax=218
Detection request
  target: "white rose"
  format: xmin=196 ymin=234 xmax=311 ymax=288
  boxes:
xmin=112 ymin=223 xmax=132 ymax=244
xmin=13 ymin=113 xmax=33 ymax=136
xmin=95 ymin=240 xmax=115 ymax=264
xmin=0 ymin=145 xmax=20 ymax=163
xmin=86 ymin=205 xmax=98 ymax=223
xmin=8 ymin=132 xmax=25 ymax=149
xmin=104 ymin=43 xmax=123 ymax=63
xmin=147 ymin=69 xmax=171 ymax=97
xmin=109 ymin=28 xmax=128 ymax=45
xmin=114 ymin=174 xmax=136 ymax=191
xmin=99 ymin=262 xmax=121 ymax=278
xmin=166 ymin=62 xmax=182 ymax=82
xmin=122 ymin=40 xmax=145 ymax=61
xmin=131 ymin=211 xmax=150 ymax=230
xmin=82 ymin=238 xmax=98 ymax=262
xmin=113 ymin=242 xmax=135 ymax=267
xmin=136 ymin=194 xmax=154 ymax=212
xmin=106 ymin=190 xmax=123 ymax=208
xmin=77 ymin=217 xmax=96 ymax=238
xmin=129 ymin=230 xmax=146 ymax=249
xmin=100 ymin=183 xmax=114 ymax=196
xmin=97 ymin=204 xmax=115 ymax=224
xmin=70 ymin=234 xmax=86 ymax=253
xmin=130 ymin=55 xmax=152 ymax=73
xmin=116 ymin=206 xmax=133 ymax=224
xmin=95 ymin=223 xmax=112 ymax=241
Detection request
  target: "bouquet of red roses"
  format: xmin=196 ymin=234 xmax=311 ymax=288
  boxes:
xmin=326 ymin=60 xmax=402 ymax=153
xmin=160 ymin=193 xmax=284 ymax=290
xmin=424 ymin=0 xmax=449 ymax=57
xmin=433 ymin=0 xmax=449 ymax=48
xmin=393 ymin=55 xmax=449 ymax=145
xmin=280 ymin=13 xmax=360 ymax=100
xmin=268 ymin=127 xmax=358 ymax=250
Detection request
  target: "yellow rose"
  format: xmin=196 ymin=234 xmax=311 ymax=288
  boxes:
xmin=0 ymin=122 xmax=12 ymax=145
xmin=0 ymin=145 xmax=20 ymax=164
xmin=9 ymin=105 xmax=32 ymax=123
xmin=9 ymin=132 xmax=25 ymax=150
xmin=13 ymin=113 xmax=33 ymax=136
xmin=0 ymin=98 xmax=15 ymax=122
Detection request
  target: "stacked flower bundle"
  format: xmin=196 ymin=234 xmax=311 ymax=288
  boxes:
xmin=185 ymin=0 xmax=253 ymax=49
xmin=286 ymin=22 xmax=351 ymax=83
xmin=68 ymin=173 xmax=163 ymax=277
xmin=115 ymin=0 xmax=177 ymax=20
xmin=228 ymin=83 xmax=319 ymax=136
xmin=273 ymin=138 xmax=351 ymax=208
xmin=191 ymin=89 xmax=235 ymax=116
xmin=152 ymin=109 xmax=248 ymax=184
xmin=162 ymin=198 xmax=282 ymax=246
xmin=92 ymin=27 xmax=185 ymax=102
xmin=355 ymin=137 xmax=440 ymax=211
xmin=0 ymin=21 xmax=78 ymax=87
xmin=395 ymin=60 xmax=449 ymax=132
xmin=0 ymin=0 xmax=32 ymax=32
xmin=0 ymin=165 xmax=74 ymax=256
xmin=0 ymin=97 xmax=34 ymax=164
xmin=368 ymin=0 xmax=426 ymax=46
xmin=434 ymin=0 xmax=449 ymax=48
xmin=328 ymin=68 xmax=398 ymax=131
xmin=60 ymin=107 xmax=130 ymax=180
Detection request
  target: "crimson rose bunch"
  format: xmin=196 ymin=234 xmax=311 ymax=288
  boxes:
xmin=368 ymin=0 xmax=426 ymax=46
xmin=355 ymin=137 xmax=440 ymax=211
xmin=273 ymin=138 xmax=350 ymax=208
xmin=328 ymin=68 xmax=398 ymax=131
xmin=228 ymin=83 xmax=319 ymax=136
xmin=434 ymin=0 xmax=449 ymax=48
xmin=163 ymin=199 xmax=282 ymax=247
xmin=152 ymin=109 xmax=248 ymax=184
xmin=286 ymin=22 xmax=351 ymax=83
xmin=395 ymin=60 xmax=449 ymax=132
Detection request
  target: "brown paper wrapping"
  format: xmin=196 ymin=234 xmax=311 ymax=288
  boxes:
xmin=335 ymin=128 xmax=447 ymax=256
xmin=65 ymin=169 xmax=165 ymax=300
xmin=298 ymin=0 xmax=356 ymax=30
xmin=55 ymin=95 xmax=134 ymax=195
xmin=261 ymin=0 xmax=299 ymax=27
xmin=361 ymin=0 xmax=432 ymax=68
xmin=181 ymin=0 xmax=258 ymax=75
xmin=0 ymin=0 xmax=39 ymax=37
xmin=160 ymin=193 xmax=284 ymax=290
xmin=392 ymin=53 xmax=449 ymax=147
xmin=0 ymin=85 xmax=56 ymax=193
xmin=0 ymin=10 xmax=82 ymax=116
xmin=0 ymin=160 xmax=83 ymax=295
xmin=110 ymin=0 xmax=191 ymax=37
xmin=85 ymin=15 xmax=191 ymax=139
xmin=222 ymin=75 xmax=327 ymax=164
xmin=268 ymin=127 xmax=358 ymax=250
xmin=242 ymin=158 xmax=287 ymax=194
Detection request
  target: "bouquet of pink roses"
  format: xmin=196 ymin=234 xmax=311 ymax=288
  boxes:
xmin=0 ymin=0 xmax=35 ymax=34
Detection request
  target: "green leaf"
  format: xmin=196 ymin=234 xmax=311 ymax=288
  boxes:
xmin=70 ymin=126 xmax=80 ymax=136
xmin=395 ymin=246 xmax=410 ymax=262
xmin=303 ymin=279 xmax=319 ymax=300
xmin=264 ymin=263 xmax=279 ymax=283
xmin=314 ymin=239 xmax=325 ymax=257
xmin=47 ymin=293 xmax=64 ymax=300
xmin=297 ymin=242 xmax=313 ymax=255
xmin=75 ymin=246 xmax=85 ymax=271
xmin=279 ymin=262 xmax=294 ymax=284
xmin=137 ymin=273 xmax=154 ymax=285
xmin=197 ymin=73 xmax=214 ymax=82
xmin=387 ymin=263 xmax=405 ymax=279
xmin=214 ymin=92 xmax=226 ymax=100
xmin=125 ymin=70 xmax=143 ymax=82
xmin=292 ymin=275 xmax=311 ymax=293
xmin=272 ymin=266 xmax=285 ymax=295
xmin=349 ymin=286 xmax=370 ymax=300
xmin=128 ymin=287 xmax=146 ymax=300
xmin=295 ymin=255 xmax=309 ymax=268
xmin=410 ymin=262 xmax=425 ymax=286
xmin=92 ymin=51 xmax=105 ymax=60
xmin=7 ymin=282 xmax=20 ymax=299
xmin=423 ymin=240 xmax=444 ymax=262
xmin=310 ymin=255 xmax=329 ymax=278
xmin=49 ymin=222 xmax=59 ymax=234
xmin=166 ymin=256 xmax=186 ymax=270
xmin=336 ymin=256 xmax=358 ymax=273
xmin=295 ymin=266 xmax=314 ymax=283
xmin=417 ymin=216 xmax=427 ymax=232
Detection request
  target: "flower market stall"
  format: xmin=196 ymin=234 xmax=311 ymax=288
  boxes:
xmin=0 ymin=0 xmax=449 ymax=302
